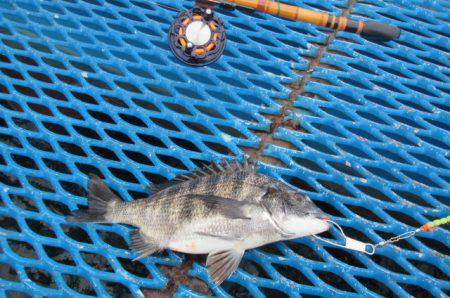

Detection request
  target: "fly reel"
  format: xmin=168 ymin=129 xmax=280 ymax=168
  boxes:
xmin=169 ymin=7 xmax=226 ymax=66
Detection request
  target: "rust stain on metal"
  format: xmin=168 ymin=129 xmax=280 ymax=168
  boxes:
xmin=242 ymin=0 xmax=357 ymax=163
xmin=143 ymin=255 xmax=212 ymax=297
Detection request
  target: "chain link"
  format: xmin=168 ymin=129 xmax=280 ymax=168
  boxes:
xmin=373 ymin=228 xmax=422 ymax=248
xmin=315 ymin=221 xmax=425 ymax=255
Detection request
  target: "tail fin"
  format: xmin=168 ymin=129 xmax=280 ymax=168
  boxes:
xmin=67 ymin=175 xmax=120 ymax=223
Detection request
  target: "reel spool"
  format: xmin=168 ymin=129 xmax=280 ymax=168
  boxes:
xmin=169 ymin=7 xmax=226 ymax=66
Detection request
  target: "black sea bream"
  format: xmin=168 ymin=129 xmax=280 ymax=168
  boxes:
xmin=68 ymin=159 xmax=329 ymax=285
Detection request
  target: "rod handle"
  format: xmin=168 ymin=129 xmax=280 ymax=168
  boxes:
xmin=361 ymin=21 xmax=401 ymax=40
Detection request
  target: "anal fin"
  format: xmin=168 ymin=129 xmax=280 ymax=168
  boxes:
xmin=130 ymin=229 xmax=161 ymax=261
xmin=206 ymin=249 xmax=244 ymax=285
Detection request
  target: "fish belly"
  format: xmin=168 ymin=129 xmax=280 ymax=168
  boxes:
xmin=165 ymin=213 xmax=280 ymax=254
xmin=166 ymin=217 xmax=244 ymax=254
xmin=168 ymin=237 xmax=234 ymax=254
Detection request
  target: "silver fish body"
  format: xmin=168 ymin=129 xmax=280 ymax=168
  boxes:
xmin=68 ymin=160 xmax=329 ymax=285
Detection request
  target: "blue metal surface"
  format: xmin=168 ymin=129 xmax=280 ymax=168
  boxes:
xmin=0 ymin=0 xmax=448 ymax=297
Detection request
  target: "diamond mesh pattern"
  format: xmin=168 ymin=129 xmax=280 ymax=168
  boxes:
xmin=0 ymin=0 xmax=449 ymax=297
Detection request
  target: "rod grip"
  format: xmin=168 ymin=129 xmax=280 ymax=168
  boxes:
xmin=361 ymin=21 xmax=401 ymax=40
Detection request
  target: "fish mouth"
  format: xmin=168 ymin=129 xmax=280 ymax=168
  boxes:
xmin=317 ymin=215 xmax=330 ymax=220
xmin=308 ymin=212 xmax=329 ymax=221
xmin=311 ymin=214 xmax=330 ymax=231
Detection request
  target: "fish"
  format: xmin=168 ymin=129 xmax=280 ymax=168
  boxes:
xmin=67 ymin=158 xmax=329 ymax=285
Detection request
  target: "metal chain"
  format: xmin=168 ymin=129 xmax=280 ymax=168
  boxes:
xmin=373 ymin=228 xmax=422 ymax=248
xmin=315 ymin=222 xmax=428 ymax=255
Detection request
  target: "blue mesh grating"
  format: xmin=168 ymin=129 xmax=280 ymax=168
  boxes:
xmin=0 ymin=0 xmax=448 ymax=297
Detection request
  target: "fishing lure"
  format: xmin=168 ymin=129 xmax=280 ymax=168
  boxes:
xmin=315 ymin=216 xmax=450 ymax=254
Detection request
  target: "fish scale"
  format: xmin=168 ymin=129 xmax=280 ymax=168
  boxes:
xmin=68 ymin=159 xmax=329 ymax=285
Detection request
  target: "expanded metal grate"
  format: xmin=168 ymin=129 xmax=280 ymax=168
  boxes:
xmin=0 ymin=0 xmax=448 ymax=297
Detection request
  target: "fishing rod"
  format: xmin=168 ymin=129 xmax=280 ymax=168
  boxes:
xmin=164 ymin=0 xmax=401 ymax=65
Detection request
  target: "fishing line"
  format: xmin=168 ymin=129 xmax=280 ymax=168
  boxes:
xmin=314 ymin=216 xmax=450 ymax=255
xmin=146 ymin=0 xmax=181 ymax=12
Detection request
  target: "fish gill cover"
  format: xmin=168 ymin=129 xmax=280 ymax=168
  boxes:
xmin=0 ymin=0 xmax=448 ymax=297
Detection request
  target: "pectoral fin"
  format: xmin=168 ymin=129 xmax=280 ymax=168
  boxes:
xmin=130 ymin=229 xmax=161 ymax=261
xmin=206 ymin=249 xmax=244 ymax=285
xmin=187 ymin=194 xmax=252 ymax=220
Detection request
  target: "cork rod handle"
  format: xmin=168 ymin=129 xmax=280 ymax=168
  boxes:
xmin=227 ymin=0 xmax=401 ymax=40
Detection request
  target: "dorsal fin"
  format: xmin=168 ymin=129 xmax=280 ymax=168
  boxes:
xmin=146 ymin=157 xmax=255 ymax=195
